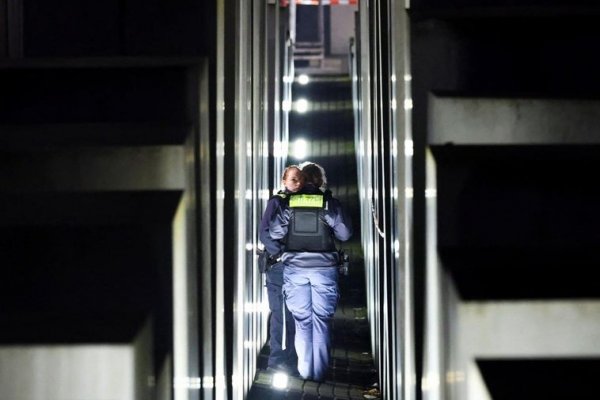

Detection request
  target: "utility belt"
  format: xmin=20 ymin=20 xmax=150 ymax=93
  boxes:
xmin=256 ymin=249 xmax=281 ymax=273
xmin=257 ymin=248 xmax=350 ymax=275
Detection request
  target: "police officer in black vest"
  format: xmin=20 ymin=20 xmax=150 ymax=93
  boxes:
xmin=270 ymin=162 xmax=352 ymax=381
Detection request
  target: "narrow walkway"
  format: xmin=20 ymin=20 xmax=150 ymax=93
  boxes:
xmin=247 ymin=252 xmax=379 ymax=399
xmin=247 ymin=75 xmax=378 ymax=399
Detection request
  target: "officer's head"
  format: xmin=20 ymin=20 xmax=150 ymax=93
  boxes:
xmin=300 ymin=162 xmax=327 ymax=190
xmin=282 ymin=165 xmax=304 ymax=193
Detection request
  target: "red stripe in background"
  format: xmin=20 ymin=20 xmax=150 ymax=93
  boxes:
xmin=280 ymin=0 xmax=358 ymax=6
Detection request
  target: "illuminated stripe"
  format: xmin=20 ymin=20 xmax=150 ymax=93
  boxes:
xmin=289 ymin=194 xmax=324 ymax=208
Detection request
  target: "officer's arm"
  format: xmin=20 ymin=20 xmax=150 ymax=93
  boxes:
xmin=269 ymin=207 xmax=290 ymax=240
xmin=259 ymin=198 xmax=283 ymax=255
xmin=325 ymin=200 xmax=352 ymax=241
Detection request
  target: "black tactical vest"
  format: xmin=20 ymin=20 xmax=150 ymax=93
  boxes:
xmin=284 ymin=193 xmax=336 ymax=252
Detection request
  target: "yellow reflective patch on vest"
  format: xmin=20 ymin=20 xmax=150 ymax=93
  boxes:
xmin=289 ymin=194 xmax=324 ymax=208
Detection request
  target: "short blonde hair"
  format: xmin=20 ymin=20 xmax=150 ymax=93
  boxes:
xmin=282 ymin=165 xmax=302 ymax=180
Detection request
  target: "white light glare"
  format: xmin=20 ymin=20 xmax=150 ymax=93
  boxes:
xmin=404 ymin=140 xmax=414 ymax=157
xmin=203 ymin=376 xmax=215 ymax=389
xmin=446 ymin=370 xmax=465 ymax=383
xmin=292 ymin=138 xmax=308 ymax=159
xmin=272 ymin=372 xmax=289 ymax=390
xmin=425 ymin=188 xmax=437 ymax=198
xmin=422 ymin=373 xmax=440 ymax=392
xmin=174 ymin=377 xmax=201 ymax=389
xmin=295 ymin=98 xmax=309 ymax=113
xmin=298 ymin=74 xmax=310 ymax=85
xmin=273 ymin=140 xmax=284 ymax=158
xmin=244 ymin=302 xmax=270 ymax=314
xmin=282 ymin=100 xmax=292 ymax=112
xmin=259 ymin=189 xmax=270 ymax=200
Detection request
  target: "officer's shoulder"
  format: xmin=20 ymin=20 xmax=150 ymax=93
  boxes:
xmin=270 ymin=190 xmax=289 ymax=201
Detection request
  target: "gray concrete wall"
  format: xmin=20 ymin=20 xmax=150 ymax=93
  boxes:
xmin=429 ymin=96 xmax=600 ymax=145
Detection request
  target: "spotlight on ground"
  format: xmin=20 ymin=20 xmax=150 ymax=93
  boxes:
xmin=272 ymin=372 xmax=289 ymax=390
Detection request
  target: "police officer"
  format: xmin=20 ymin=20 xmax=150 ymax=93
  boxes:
xmin=258 ymin=165 xmax=302 ymax=374
xmin=269 ymin=163 xmax=352 ymax=381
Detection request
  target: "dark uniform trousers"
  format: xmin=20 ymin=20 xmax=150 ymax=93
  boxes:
xmin=265 ymin=263 xmax=297 ymax=370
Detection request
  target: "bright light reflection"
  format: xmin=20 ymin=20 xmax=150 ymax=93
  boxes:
xmin=295 ymin=98 xmax=309 ymax=113
xmin=260 ymin=189 xmax=270 ymax=200
xmin=217 ymin=142 xmax=225 ymax=156
xmin=245 ymin=189 xmax=252 ymax=200
xmin=174 ymin=377 xmax=201 ymax=389
xmin=215 ymin=375 xmax=226 ymax=390
xmin=244 ymin=302 xmax=270 ymax=314
xmin=203 ymin=376 xmax=215 ymax=389
xmin=273 ymin=140 xmax=284 ymax=158
xmin=292 ymin=138 xmax=308 ymax=159
xmin=245 ymin=243 xmax=254 ymax=251
xmin=448 ymin=370 xmax=465 ymax=382
xmin=272 ymin=372 xmax=289 ymax=389
xmin=404 ymin=99 xmax=413 ymax=110
xmin=405 ymin=139 xmax=414 ymax=157
xmin=298 ymin=74 xmax=310 ymax=85
xmin=282 ymin=100 xmax=291 ymax=112
xmin=425 ymin=188 xmax=437 ymax=198
xmin=189 ymin=377 xmax=201 ymax=389
xmin=422 ymin=373 xmax=440 ymax=391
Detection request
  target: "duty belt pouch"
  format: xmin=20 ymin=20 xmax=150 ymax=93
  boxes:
xmin=256 ymin=249 xmax=269 ymax=273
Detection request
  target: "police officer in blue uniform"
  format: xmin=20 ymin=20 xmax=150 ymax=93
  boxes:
xmin=269 ymin=163 xmax=352 ymax=381
xmin=258 ymin=165 xmax=302 ymax=373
